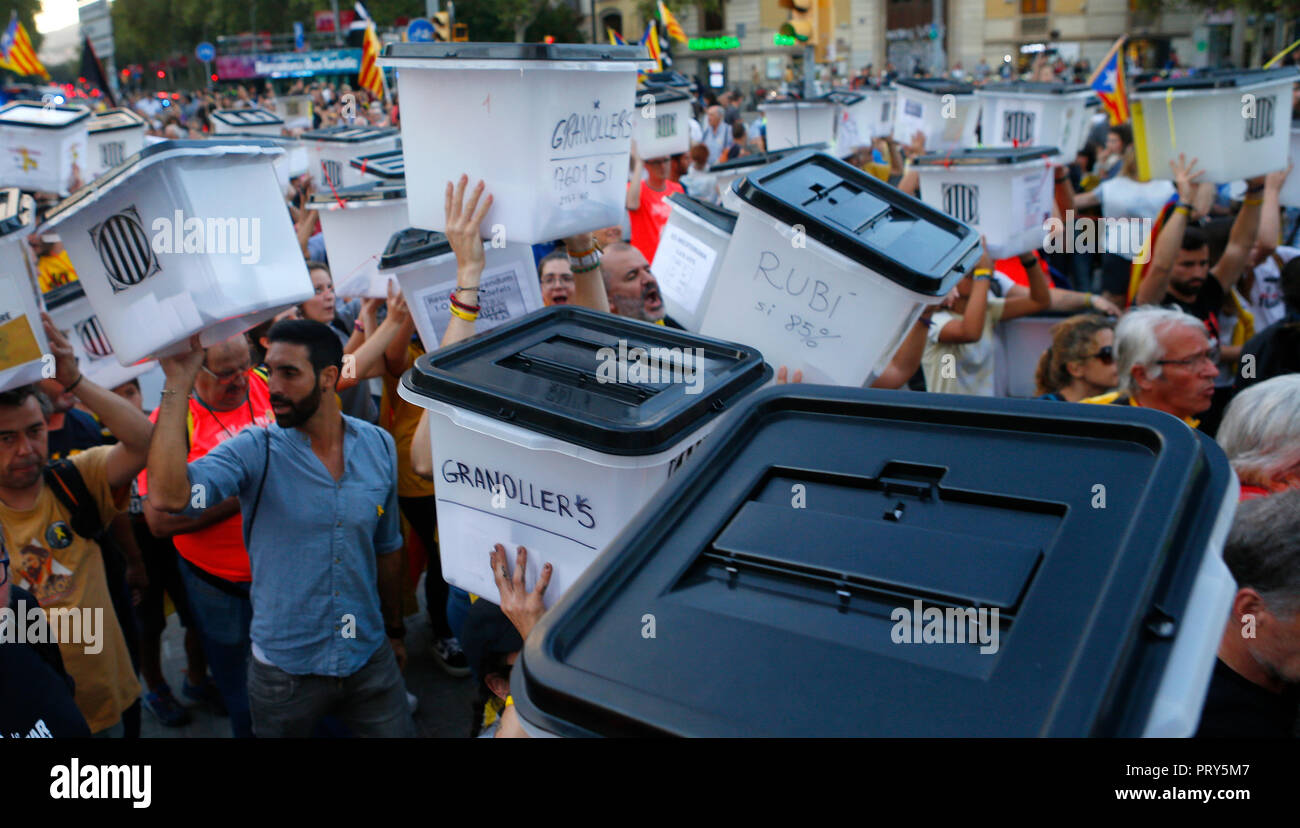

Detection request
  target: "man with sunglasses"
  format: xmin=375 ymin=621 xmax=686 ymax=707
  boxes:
xmin=136 ymin=333 xmax=273 ymax=739
xmin=627 ymin=139 xmax=684 ymax=266
xmin=0 ymin=537 xmax=92 ymax=738
xmin=1084 ymin=306 xmax=1221 ymax=428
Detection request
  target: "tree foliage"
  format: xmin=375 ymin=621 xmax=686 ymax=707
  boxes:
xmin=109 ymin=0 xmax=591 ymax=70
xmin=0 ymin=0 xmax=42 ymax=52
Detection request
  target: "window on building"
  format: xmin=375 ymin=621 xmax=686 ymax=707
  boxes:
xmin=1021 ymin=0 xmax=1047 ymax=13
xmin=601 ymin=11 xmax=623 ymax=40
xmin=702 ymin=2 xmax=723 ymax=32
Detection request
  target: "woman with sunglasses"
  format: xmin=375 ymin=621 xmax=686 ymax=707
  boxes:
xmin=1034 ymin=314 xmax=1119 ymax=402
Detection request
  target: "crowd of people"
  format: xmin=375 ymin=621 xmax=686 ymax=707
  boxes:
xmin=4 ymin=65 xmax=1300 ymax=741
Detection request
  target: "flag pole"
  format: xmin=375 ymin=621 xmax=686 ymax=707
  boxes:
xmin=1086 ymin=35 xmax=1126 ymax=87
xmin=1264 ymin=36 xmax=1300 ymax=69
xmin=372 ymin=24 xmax=391 ymax=107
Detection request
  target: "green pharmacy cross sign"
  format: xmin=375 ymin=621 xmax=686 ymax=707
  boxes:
xmin=688 ymin=35 xmax=740 ymax=51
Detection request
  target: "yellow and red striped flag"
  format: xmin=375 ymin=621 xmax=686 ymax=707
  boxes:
xmin=642 ymin=22 xmax=663 ymax=73
xmin=0 ymin=12 xmax=49 ymax=80
xmin=358 ymin=22 xmax=384 ymax=99
xmin=658 ymin=1 xmax=687 ymax=45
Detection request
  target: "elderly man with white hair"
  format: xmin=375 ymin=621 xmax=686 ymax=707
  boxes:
xmin=1216 ymin=374 xmax=1300 ymax=500
xmin=1083 ymin=305 xmax=1220 ymax=428
xmin=1196 ymin=489 xmax=1300 ymax=738
xmin=700 ymin=105 xmax=730 ymax=166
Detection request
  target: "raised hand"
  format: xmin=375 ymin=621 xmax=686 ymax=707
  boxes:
xmin=490 ymin=543 xmax=552 ymax=642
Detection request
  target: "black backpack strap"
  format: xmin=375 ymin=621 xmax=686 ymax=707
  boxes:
xmin=43 ymin=460 xmax=104 ymax=542
xmin=243 ymin=427 xmax=272 ymax=542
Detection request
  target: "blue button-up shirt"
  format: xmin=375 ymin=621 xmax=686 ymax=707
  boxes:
xmin=184 ymin=416 xmax=402 ymax=677
xmin=701 ymin=121 xmax=731 ymax=166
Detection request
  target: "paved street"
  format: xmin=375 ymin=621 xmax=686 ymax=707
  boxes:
xmin=140 ymin=573 xmax=480 ymax=738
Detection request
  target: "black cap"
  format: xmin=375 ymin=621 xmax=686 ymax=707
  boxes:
xmin=460 ymin=599 xmax=523 ymax=686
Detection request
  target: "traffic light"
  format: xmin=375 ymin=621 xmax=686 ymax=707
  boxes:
xmin=778 ymin=0 xmax=834 ymax=64
xmin=453 ymin=23 xmax=468 ymax=41
xmin=778 ymin=0 xmax=814 ymax=44
xmin=433 ymin=11 xmax=450 ymax=41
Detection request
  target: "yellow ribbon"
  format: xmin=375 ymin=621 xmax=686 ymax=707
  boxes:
xmin=1264 ymin=36 xmax=1300 ymax=68
xmin=1165 ymin=87 xmax=1176 ymax=152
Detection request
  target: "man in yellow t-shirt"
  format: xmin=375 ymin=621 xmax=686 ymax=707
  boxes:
xmin=0 ymin=318 xmax=155 ymax=735
xmin=381 ymin=332 xmax=470 ymax=677
xmin=30 ymin=235 xmax=79 ymax=295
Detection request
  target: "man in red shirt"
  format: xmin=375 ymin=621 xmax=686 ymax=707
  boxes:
xmin=138 ymin=333 xmax=272 ymax=738
xmin=627 ymin=140 xmax=684 ymax=264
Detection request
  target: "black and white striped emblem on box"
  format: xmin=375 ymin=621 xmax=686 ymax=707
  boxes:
xmin=89 ymin=205 xmax=160 ymax=293
xmin=941 ymin=183 xmax=980 ymax=225
xmin=1245 ymin=95 xmax=1275 ymax=142
xmin=1002 ymin=110 xmax=1035 ymax=145
xmin=75 ymin=315 xmax=114 ymax=358
xmin=99 ymin=140 xmax=126 ymax=169
xmin=321 ymin=159 xmax=343 ymax=186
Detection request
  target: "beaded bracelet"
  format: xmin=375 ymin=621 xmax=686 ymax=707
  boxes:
xmin=569 ymin=251 xmax=601 ymax=272
xmin=449 ymin=303 xmax=478 ymax=322
xmin=449 ymin=291 xmax=481 ymax=314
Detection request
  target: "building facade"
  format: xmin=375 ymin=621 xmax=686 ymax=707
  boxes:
xmin=584 ymin=0 xmax=1295 ymax=97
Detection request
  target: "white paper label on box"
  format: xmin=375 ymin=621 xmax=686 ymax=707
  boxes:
xmin=896 ymin=97 xmax=925 ymax=139
xmin=838 ymin=108 xmax=863 ymax=151
xmin=0 ymin=273 xmax=40 ymax=371
xmin=742 ymin=246 xmax=860 ymax=372
xmin=413 ymin=259 xmax=539 ymax=345
xmin=549 ymin=99 xmax=635 ymax=211
xmin=653 ymin=223 xmax=718 ymax=317
xmin=1012 ymin=168 xmax=1054 ymax=233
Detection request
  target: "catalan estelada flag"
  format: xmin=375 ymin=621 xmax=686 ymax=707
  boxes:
xmin=358 ymin=22 xmax=384 ymax=100
xmin=641 ymin=22 xmax=663 ymax=73
xmin=607 ymin=27 xmax=626 ymax=46
xmin=1126 ymin=192 xmax=1179 ymax=306
xmin=0 ymin=12 xmax=49 ymax=80
xmin=1088 ymin=36 xmax=1129 ymax=126
xmin=658 ymin=1 xmax=687 ymax=45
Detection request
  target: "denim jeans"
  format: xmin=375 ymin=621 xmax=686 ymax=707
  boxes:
xmin=399 ymin=495 xmax=455 ymax=640
xmin=447 ymin=587 xmax=470 ymax=641
xmin=247 ymin=641 xmax=416 ymax=738
xmin=179 ymin=560 xmax=254 ymax=738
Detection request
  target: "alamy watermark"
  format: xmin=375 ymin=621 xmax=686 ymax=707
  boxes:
xmin=151 ymin=209 xmax=261 ymax=264
xmin=596 ymin=339 xmax=706 ymax=395
xmin=1043 ymin=210 xmax=1153 ymax=263
xmin=0 ymin=601 xmax=103 ymax=655
xmin=890 ymin=599 xmax=1000 ymax=654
